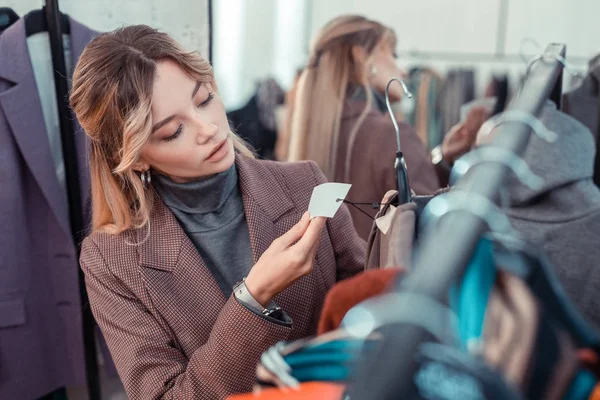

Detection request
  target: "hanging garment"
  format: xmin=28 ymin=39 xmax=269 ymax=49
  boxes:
xmin=505 ymin=103 xmax=600 ymax=331
xmin=227 ymin=79 xmax=284 ymax=160
xmin=562 ymin=55 xmax=600 ymax=187
xmin=463 ymin=98 xmax=600 ymax=330
xmin=227 ymin=382 xmax=345 ymax=400
xmin=563 ymin=54 xmax=600 ymax=142
xmin=0 ymin=17 xmax=97 ymax=400
xmin=440 ymin=69 xmax=476 ymax=135
xmin=318 ymin=268 xmax=402 ymax=335
xmin=334 ymin=93 xmax=441 ymax=240
xmin=365 ymin=191 xmax=417 ymax=270
xmin=406 ymin=68 xmax=445 ymax=151
xmin=318 ymin=239 xmax=600 ymax=400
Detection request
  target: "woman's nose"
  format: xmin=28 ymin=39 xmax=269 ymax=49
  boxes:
xmin=194 ymin=118 xmax=219 ymax=144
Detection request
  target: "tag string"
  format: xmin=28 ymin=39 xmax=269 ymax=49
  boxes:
xmin=336 ymin=198 xmax=394 ymax=221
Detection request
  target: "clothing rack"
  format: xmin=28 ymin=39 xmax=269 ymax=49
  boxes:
xmin=350 ymin=43 xmax=567 ymax=398
xmin=397 ymin=49 xmax=589 ymax=66
xmin=43 ymin=0 xmax=101 ymax=398
xmin=594 ymin=92 xmax=600 ymax=187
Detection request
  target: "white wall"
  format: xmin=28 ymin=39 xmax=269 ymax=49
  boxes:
xmin=212 ymin=0 xmax=308 ymax=110
xmin=9 ymin=1 xmax=598 ymax=109
xmin=6 ymin=1 xmax=210 ymax=57
xmin=310 ymin=0 xmax=600 ymax=96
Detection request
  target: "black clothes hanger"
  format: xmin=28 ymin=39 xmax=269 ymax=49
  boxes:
xmin=24 ymin=2 xmax=100 ymax=399
xmin=593 ymin=93 xmax=600 ymax=187
xmin=0 ymin=8 xmax=19 ymax=34
xmin=385 ymin=78 xmax=413 ymax=206
xmin=24 ymin=6 xmax=70 ymax=37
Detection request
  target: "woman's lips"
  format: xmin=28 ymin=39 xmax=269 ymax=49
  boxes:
xmin=205 ymin=138 xmax=228 ymax=162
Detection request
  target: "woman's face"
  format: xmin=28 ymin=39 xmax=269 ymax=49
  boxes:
xmin=137 ymin=60 xmax=235 ymax=182
xmin=368 ymin=40 xmax=407 ymax=102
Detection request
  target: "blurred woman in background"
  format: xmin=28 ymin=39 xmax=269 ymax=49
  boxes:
xmin=287 ymin=15 xmax=487 ymax=239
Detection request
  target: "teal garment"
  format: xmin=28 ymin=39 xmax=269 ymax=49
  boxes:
xmin=564 ymin=370 xmax=597 ymax=400
xmin=427 ymin=75 xmax=444 ymax=150
xmin=282 ymin=339 xmax=374 ymax=383
xmin=450 ymin=237 xmax=497 ymax=350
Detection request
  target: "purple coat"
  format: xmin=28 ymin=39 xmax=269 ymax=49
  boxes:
xmin=0 ymin=17 xmax=97 ymax=399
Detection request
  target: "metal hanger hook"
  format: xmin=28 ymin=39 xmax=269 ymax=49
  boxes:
xmin=479 ymin=109 xmax=558 ymax=143
xmin=450 ymin=147 xmax=545 ymax=191
xmin=519 ymin=37 xmax=542 ymax=65
xmin=526 ymin=52 xmax=580 ymax=77
xmin=385 ymin=77 xmax=413 ymax=152
xmin=419 ymin=191 xmax=515 ymax=237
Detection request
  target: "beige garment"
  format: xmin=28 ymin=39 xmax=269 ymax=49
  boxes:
xmin=366 ymin=191 xmax=417 ymax=269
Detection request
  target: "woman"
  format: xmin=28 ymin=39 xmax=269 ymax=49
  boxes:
xmin=70 ymin=25 xmax=365 ymax=399
xmin=288 ymin=15 xmax=486 ymax=240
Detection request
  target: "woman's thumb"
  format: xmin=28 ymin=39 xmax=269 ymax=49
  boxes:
xmin=276 ymin=211 xmax=310 ymax=248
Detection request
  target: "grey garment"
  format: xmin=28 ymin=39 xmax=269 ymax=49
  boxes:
xmin=440 ymin=69 xmax=476 ymax=135
xmin=0 ymin=17 xmax=97 ymax=399
xmin=562 ymin=54 xmax=600 ymax=142
xmin=462 ymin=99 xmax=600 ymax=329
xmin=152 ymin=165 xmax=253 ymax=296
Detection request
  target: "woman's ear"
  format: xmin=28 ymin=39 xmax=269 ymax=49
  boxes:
xmin=132 ymin=161 xmax=149 ymax=173
xmin=351 ymin=45 xmax=367 ymax=64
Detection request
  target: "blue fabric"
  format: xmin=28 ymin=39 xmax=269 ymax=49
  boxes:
xmin=450 ymin=238 xmax=497 ymax=349
xmin=564 ymin=370 xmax=597 ymax=400
xmin=282 ymin=339 xmax=372 ymax=383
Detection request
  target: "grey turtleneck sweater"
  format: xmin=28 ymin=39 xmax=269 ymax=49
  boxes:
xmin=152 ymin=165 xmax=252 ymax=296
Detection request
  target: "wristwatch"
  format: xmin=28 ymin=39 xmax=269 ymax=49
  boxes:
xmin=233 ymin=278 xmax=281 ymax=317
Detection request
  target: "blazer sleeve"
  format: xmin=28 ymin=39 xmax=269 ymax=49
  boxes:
xmin=80 ymin=238 xmax=291 ymax=400
xmin=308 ymin=161 xmax=367 ymax=280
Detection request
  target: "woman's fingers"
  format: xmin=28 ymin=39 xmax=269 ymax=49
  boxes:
xmin=275 ymin=212 xmax=310 ymax=249
xmin=293 ymin=217 xmax=326 ymax=254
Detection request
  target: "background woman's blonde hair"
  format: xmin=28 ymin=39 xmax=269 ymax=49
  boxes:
xmin=287 ymin=15 xmax=396 ymax=178
xmin=70 ymin=25 xmax=253 ymax=235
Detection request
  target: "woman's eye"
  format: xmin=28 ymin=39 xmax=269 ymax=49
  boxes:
xmin=197 ymin=92 xmax=215 ymax=108
xmin=164 ymin=124 xmax=182 ymax=142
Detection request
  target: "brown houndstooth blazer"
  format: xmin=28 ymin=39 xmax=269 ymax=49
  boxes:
xmin=80 ymin=155 xmax=366 ymax=399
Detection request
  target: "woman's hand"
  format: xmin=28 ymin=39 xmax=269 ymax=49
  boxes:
xmin=245 ymin=212 xmax=327 ymax=306
xmin=441 ymin=105 xmax=490 ymax=164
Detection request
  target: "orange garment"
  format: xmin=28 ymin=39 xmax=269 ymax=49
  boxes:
xmin=227 ymin=382 xmax=345 ymax=400
xmin=318 ymin=268 xmax=403 ymax=334
xmin=590 ymin=384 xmax=600 ymax=400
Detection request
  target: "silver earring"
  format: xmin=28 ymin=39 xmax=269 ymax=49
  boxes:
xmin=370 ymin=65 xmax=377 ymax=77
xmin=140 ymin=169 xmax=151 ymax=190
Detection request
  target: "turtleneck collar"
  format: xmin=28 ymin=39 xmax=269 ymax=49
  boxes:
xmin=348 ymin=84 xmax=388 ymax=113
xmin=151 ymin=164 xmax=239 ymax=214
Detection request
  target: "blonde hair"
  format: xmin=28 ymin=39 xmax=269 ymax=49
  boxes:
xmin=70 ymin=25 xmax=253 ymax=235
xmin=287 ymin=15 xmax=396 ymax=179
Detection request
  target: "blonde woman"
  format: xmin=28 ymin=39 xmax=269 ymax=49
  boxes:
xmin=289 ymin=15 xmax=486 ymax=239
xmin=70 ymin=25 xmax=365 ymax=400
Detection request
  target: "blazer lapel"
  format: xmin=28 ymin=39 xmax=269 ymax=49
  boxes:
xmin=0 ymin=19 xmax=70 ymax=237
xmin=137 ymin=157 xmax=300 ymax=345
xmin=136 ymin=194 xmax=229 ymax=349
xmin=236 ymin=155 xmax=296 ymax=263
